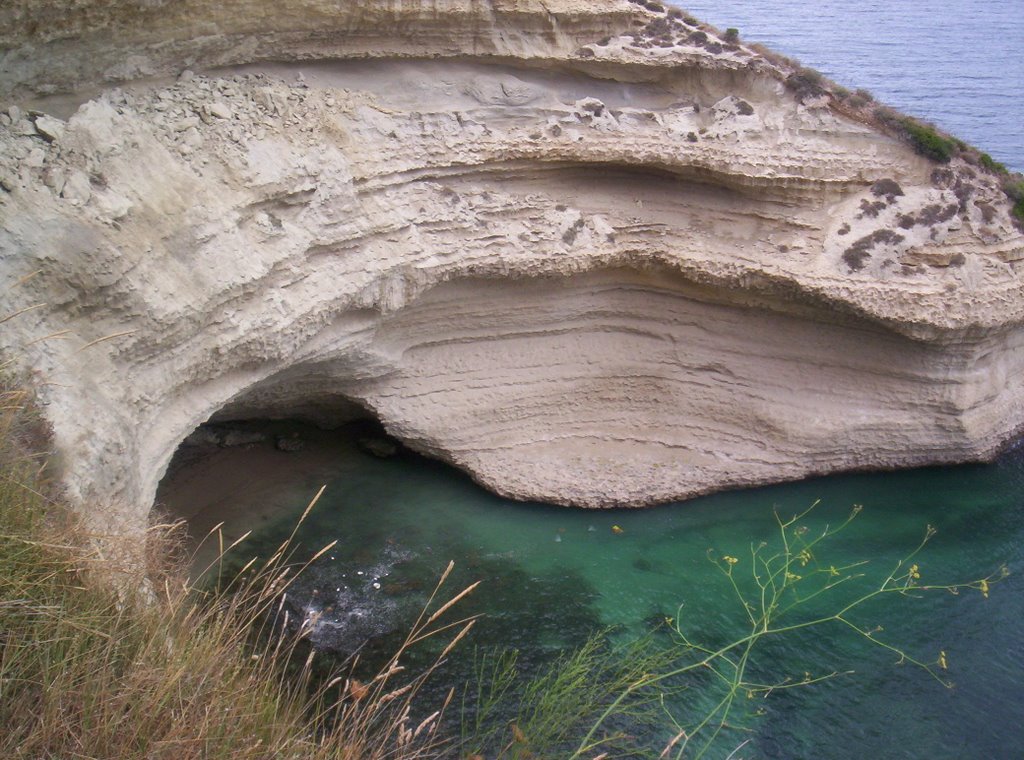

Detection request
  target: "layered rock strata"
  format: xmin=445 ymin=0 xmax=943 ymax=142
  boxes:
xmin=1 ymin=1 xmax=1023 ymax=529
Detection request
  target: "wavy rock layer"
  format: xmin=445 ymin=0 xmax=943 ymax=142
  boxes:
xmin=1 ymin=1 xmax=1023 ymax=528
xmin=223 ymin=269 xmax=1024 ymax=507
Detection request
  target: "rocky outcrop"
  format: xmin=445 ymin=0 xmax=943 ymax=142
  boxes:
xmin=2 ymin=1 xmax=1023 ymax=529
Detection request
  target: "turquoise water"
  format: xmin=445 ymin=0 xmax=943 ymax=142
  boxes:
xmin=225 ymin=432 xmax=1024 ymax=758
xmin=675 ymin=0 xmax=1024 ymax=173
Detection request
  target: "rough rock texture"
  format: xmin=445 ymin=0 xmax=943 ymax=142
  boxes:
xmin=2 ymin=1 xmax=1023 ymax=530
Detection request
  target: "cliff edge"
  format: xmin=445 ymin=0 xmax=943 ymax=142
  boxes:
xmin=2 ymin=0 xmax=1023 ymax=529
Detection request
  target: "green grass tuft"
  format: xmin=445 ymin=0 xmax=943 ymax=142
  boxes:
xmin=901 ymin=119 xmax=958 ymax=162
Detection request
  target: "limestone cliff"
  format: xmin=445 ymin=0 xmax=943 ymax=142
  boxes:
xmin=2 ymin=0 xmax=1023 ymax=529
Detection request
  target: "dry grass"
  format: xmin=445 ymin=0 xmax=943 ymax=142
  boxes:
xmin=0 ymin=376 xmax=472 ymax=760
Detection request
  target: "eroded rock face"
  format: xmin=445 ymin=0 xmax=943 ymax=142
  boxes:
xmin=1 ymin=1 xmax=1023 ymax=529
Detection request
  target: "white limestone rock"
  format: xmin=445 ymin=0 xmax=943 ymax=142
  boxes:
xmin=34 ymin=114 xmax=66 ymax=142
xmin=0 ymin=0 xmax=1022 ymax=533
xmin=60 ymin=169 xmax=92 ymax=203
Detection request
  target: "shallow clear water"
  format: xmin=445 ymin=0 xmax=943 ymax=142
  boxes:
xmin=674 ymin=0 xmax=1024 ymax=172
xmin=223 ymin=434 xmax=1024 ymax=758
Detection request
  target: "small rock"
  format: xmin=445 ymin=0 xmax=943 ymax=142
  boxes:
xmin=220 ymin=429 xmax=267 ymax=447
xmin=577 ymin=97 xmax=606 ymax=117
xmin=183 ymin=428 xmax=221 ymax=448
xmin=172 ymin=116 xmax=201 ymax=132
xmin=61 ymin=170 xmax=92 ymax=204
xmin=205 ymin=101 xmax=233 ymax=120
xmin=23 ymin=148 xmax=45 ymax=168
xmin=96 ymin=190 xmax=132 ymax=221
xmin=33 ymin=115 xmax=66 ymax=142
xmin=275 ymin=434 xmax=305 ymax=452
xmin=178 ymin=69 xmax=195 ymax=83
xmin=12 ymin=119 xmax=37 ymax=137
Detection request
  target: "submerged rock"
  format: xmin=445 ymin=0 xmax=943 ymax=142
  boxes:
xmin=282 ymin=543 xmax=417 ymax=655
xmin=357 ymin=436 xmax=400 ymax=459
xmin=219 ymin=430 xmax=267 ymax=448
xmin=182 ymin=425 xmax=267 ymax=448
xmin=275 ymin=433 xmax=305 ymax=452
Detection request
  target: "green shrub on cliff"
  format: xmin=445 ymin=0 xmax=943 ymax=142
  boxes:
xmin=1003 ymin=177 xmax=1024 ymax=224
xmin=980 ymin=152 xmax=1008 ymax=174
xmin=900 ymin=118 xmax=958 ymax=162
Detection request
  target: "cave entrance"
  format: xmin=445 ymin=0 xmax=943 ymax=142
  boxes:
xmin=154 ymin=398 xmax=406 ymax=572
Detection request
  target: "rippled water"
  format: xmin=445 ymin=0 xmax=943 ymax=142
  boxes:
xmin=675 ymin=0 xmax=1024 ymax=172
xmin=215 ymin=430 xmax=1024 ymax=759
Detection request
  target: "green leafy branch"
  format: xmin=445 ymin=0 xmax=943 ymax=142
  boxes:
xmin=570 ymin=501 xmax=1008 ymax=760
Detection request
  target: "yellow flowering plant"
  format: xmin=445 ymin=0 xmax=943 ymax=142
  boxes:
xmin=569 ymin=501 xmax=1009 ymax=760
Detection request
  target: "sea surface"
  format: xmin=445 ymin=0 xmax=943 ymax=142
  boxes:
xmin=676 ymin=0 xmax=1024 ymax=173
xmin=214 ymin=431 xmax=1024 ymax=759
